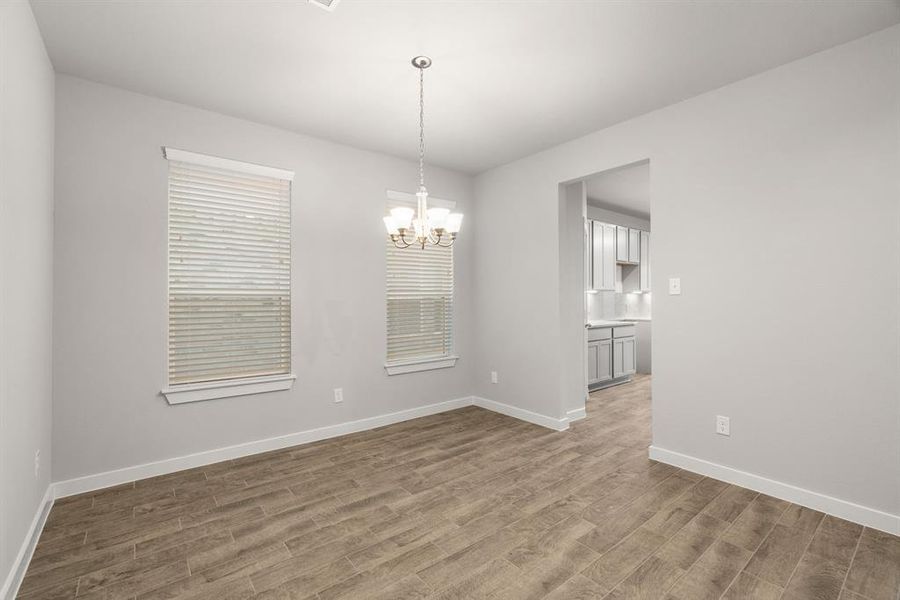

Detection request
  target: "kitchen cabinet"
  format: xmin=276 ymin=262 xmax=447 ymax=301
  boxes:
xmin=628 ymin=228 xmax=640 ymax=263
xmin=613 ymin=336 xmax=636 ymax=378
xmin=586 ymin=339 xmax=612 ymax=386
xmin=587 ymin=324 xmax=634 ymax=390
xmin=601 ymin=223 xmax=616 ymax=290
xmin=586 ymin=220 xmax=616 ymax=292
xmin=640 ymin=230 xmax=651 ymax=292
xmin=615 ymin=226 xmax=641 ymax=265
xmin=584 ymin=220 xmax=592 ymax=291
xmin=616 ymin=226 xmax=629 ymax=262
xmin=591 ymin=221 xmax=616 ymax=291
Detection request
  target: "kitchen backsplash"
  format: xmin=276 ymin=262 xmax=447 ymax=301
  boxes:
xmin=587 ymin=290 xmax=651 ymax=321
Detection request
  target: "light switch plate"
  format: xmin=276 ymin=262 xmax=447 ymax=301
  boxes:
xmin=668 ymin=277 xmax=682 ymax=295
xmin=333 ymin=388 xmax=343 ymax=403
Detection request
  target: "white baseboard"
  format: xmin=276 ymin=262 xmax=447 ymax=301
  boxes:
xmin=54 ymin=396 xmax=471 ymax=498
xmin=1 ymin=484 xmax=54 ymax=600
xmin=472 ymin=396 xmax=569 ymax=431
xmin=54 ymin=395 xmax=569 ymax=500
xmin=567 ymin=407 xmax=587 ymax=422
xmin=55 ymin=395 xmax=569 ymax=500
xmin=649 ymin=445 xmax=900 ymax=536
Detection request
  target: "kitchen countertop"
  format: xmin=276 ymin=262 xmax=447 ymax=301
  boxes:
xmin=586 ymin=320 xmax=628 ymax=328
xmin=586 ymin=318 xmax=651 ymax=328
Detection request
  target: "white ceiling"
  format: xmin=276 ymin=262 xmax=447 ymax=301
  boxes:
xmin=586 ymin=161 xmax=650 ymax=219
xmin=30 ymin=0 xmax=899 ymax=174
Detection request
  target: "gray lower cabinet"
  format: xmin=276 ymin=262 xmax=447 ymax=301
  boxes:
xmin=588 ymin=325 xmax=635 ymax=390
xmin=613 ymin=336 xmax=636 ymax=378
xmin=587 ymin=339 xmax=612 ymax=386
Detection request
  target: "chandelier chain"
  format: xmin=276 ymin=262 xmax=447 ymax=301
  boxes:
xmin=418 ymin=65 xmax=425 ymax=188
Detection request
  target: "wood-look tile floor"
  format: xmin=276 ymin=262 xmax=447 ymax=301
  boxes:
xmin=19 ymin=375 xmax=900 ymax=600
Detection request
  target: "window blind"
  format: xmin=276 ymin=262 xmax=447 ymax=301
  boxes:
xmin=385 ymin=198 xmax=454 ymax=364
xmin=166 ymin=151 xmax=292 ymax=386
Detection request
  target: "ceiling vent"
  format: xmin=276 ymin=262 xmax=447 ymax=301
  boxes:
xmin=308 ymin=0 xmax=340 ymax=11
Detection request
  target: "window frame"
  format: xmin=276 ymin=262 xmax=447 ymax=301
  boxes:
xmin=160 ymin=147 xmax=295 ymax=404
xmin=383 ymin=189 xmax=459 ymax=376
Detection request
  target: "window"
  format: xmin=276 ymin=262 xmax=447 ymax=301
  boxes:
xmin=162 ymin=148 xmax=294 ymax=404
xmin=384 ymin=191 xmax=458 ymax=375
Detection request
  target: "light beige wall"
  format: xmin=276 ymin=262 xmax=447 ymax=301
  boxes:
xmin=473 ymin=26 xmax=900 ymax=518
xmin=0 ymin=0 xmax=55 ymax=593
xmin=52 ymin=76 xmax=475 ymax=481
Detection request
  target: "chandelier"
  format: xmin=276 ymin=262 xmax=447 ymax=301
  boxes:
xmin=383 ymin=56 xmax=463 ymax=249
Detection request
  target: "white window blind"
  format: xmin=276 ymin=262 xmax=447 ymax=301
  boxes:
xmin=166 ymin=149 xmax=292 ymax=387
xmin=385 ymin=195 xmax=454 ymax=366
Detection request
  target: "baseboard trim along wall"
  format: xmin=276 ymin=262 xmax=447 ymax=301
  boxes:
xmin=649 ymin=445 xmax=900 ymax=536
xmin=567 ymin=407 xmax=587 ymax=423
xmin=1 ymin=485 xmax=54 ymax=600
xmin=54 ymin=395 xmax=570 ymax=499
xmin=55 ymin=396 xmax=471 ymax=498
xmin=472 ymin=396 xmax=570 ymax=431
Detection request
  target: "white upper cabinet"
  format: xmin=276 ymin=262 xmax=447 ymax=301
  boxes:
xmin=640 ymin=230 xmax=651 ymax=292
xmin=628 ymin=228 xmax=640 ymax=263
xmin=589 ymin=221 xmax=646 ymax=290
xmin=615 ymin=225 xmax=642 ymax=265
xmin=591 ymin=221 xmax=603 ymax=291
xmin=591 ymin=221 xmax=616 ymax=291
xmin=584 ymin=219 xmax=592 ymax=290
xmin=586 ymin=220 xmax=617 ymax=292
xmin=600 ymin=223 xmax=616 ymax=291
xmin=616 ymin=226 xmax=629 ymax=262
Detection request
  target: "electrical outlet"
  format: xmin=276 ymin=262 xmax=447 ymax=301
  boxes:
xmin=34 ymin=450 xmax=40 ymax=478
xmin=668 ymin=277 xmax=682 ymax=295
xmin=490 ymin=371 xmax=498 ymax=384
xmin=333 ymin=388 xmax=343 ymax=403
xmin=716 ymin=415 xmax=730 ymax=436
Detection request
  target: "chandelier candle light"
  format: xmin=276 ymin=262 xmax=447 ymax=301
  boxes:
xmin=383 ymin=56 xmax=463 ymax=248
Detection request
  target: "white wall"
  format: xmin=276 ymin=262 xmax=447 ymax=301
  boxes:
xmin=474 ymin=26 xmax=900 ymax=519
xmin=52 ymin=76 xmax=475 ymax=482
xmin=0 ymin=0 xmax=55 ymax=593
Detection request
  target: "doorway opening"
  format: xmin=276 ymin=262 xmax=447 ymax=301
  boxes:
xmin=559 ymin=159 xmax=651 ymax=422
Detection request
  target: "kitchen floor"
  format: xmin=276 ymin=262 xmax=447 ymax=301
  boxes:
xmin=18 ymin=376 xmax=900 ymax=599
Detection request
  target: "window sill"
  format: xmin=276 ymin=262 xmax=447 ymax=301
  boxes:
xmin=384 ymin=356 xmax=458 ymax=376
xmin=161 ymin=374 xmax=296 ymax=405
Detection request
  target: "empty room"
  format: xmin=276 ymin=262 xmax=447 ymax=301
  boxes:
xmin=1 ymin=1 xmax=899 ymax=599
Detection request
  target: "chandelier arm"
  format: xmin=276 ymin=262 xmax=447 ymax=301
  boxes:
xmin=392 ymin=233 xmax=413 ymax=249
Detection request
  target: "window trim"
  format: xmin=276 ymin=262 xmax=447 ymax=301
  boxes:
xmin=384 ymin=355 xmax=459 ymax=376
xmin=162 ymin=147 xmax=295 ymax=181
xmin=162 ymin=374 xmax=296 ymax=405
xmin=161 ymin=147 xmax=295 ymax=403
xmin=384 ymin=190 xmax=458 ymax=376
